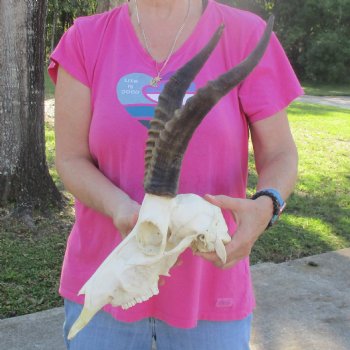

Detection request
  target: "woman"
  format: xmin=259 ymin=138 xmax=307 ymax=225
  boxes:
xmin=49 ymin=0 xmax=302 ymax=349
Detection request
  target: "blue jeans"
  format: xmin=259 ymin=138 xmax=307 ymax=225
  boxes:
xmin=63 ymin=299 xmax=252 ymax=350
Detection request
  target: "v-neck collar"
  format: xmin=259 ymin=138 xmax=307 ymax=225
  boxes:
xmin=121 ymin=0 xmax=214 ymax=69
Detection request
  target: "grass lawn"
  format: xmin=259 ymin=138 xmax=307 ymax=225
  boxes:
xmin=0 ymin=102 xmax=349 ymax=318
xmin=249 ymin=103 xmax=350 ymax=263
xmin=302 ymin=82 xmax=350 ymax=96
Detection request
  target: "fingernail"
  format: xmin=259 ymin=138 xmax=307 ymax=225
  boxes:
xmin=175 ymin=260 xmax=183 ymax=266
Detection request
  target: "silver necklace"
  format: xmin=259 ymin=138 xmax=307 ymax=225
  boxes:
xmin=134 ymin=0 xmax=191 ymax=87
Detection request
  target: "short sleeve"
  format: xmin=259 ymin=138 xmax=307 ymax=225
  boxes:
xmin=48 ymin=21 xmax=90 ymax=87
xmin=238 ymin=20 xmax=304 ymax=123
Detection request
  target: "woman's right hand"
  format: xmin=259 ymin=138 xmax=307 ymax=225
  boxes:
xmin=112 ymin=199 xmax=141 ymax=239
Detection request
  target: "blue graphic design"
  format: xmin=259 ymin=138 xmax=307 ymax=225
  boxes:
xmin=125 ymin=106 xmax=155 ymax=118
xmin=116 ymin=72 xmax=196 ymax=128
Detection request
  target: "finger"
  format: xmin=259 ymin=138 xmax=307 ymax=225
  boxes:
xmin=131 ymin=212 xmax=139 ymax=226
xmin=221 ymin=259 xmax=239 ymax=270
xmin=199 ymin=254 xmax=232 ymax=269
xmin=174 ymin=258 xmax=183 ymax=267
xmin=204 ymin=194 xmax=222 ymax=206
xmin=204 ymin=194 xmax=243 ymax=212
xmin=195 ymin=251 xmax=217 ymax=261
xmin=195 ymin=251 xmax=223 ymax=266
xmin=197 ymin=251 xmax=241 ymax=270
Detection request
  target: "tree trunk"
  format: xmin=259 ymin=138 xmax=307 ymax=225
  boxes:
xmin=96 ymin=0 xmax=125 ymax=13
xmin=0 ymin=0 xmax=62 ymax=214
xmin=51 ymin=0 xmax=59 ymax=54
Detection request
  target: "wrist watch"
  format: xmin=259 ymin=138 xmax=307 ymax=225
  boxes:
xmin=251 ymin=188 xmax=286 ymax=229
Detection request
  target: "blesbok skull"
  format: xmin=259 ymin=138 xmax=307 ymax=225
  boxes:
xmin=68 ymin=16 xmax=275 ymax=340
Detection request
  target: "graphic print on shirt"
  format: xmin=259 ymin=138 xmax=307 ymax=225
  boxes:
xmin=117 ymin=72 xmax=196 ymax=128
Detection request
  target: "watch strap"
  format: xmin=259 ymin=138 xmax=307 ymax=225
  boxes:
xmin=251 ymin=188 xmax=286 ymax=229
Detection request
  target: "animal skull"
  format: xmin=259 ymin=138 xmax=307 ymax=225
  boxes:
xmin=68 ymin=194 xmax=231 ymax=340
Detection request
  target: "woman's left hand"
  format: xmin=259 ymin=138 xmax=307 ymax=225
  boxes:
xmin=196 ymin=194 xmax=274 ymax=269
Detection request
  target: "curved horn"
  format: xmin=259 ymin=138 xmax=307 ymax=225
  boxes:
xmin=144 ymin=16 xmax=275 ymax=197
xmin=144 ymin=24 xmax=225 ymax=178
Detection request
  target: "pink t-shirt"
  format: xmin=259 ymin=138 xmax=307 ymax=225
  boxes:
xmin=49 ymin=0 xmax=303 ymax=328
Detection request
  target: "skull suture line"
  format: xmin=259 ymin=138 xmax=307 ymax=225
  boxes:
xmin=68 ymin=16 xmax=275 ymax=340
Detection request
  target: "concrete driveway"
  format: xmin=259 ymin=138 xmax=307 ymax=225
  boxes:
xmin=1 ymin=248 xmax=349 ymax=350
xmin=297 ymin=95 xmax=350 ymax=109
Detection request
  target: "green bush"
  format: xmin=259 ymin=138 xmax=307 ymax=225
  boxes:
xmin=219 ymin=0 xmax=350 ymax=84
xmin=47 ymin=0 xmax=350 ymax=84
xmin=303 ymin=31 xmax=350 ymax=83
xmin=274 ymin=0 xmax=350 ymax=83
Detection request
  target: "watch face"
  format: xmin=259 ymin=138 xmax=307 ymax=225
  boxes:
xmin=266 ymin=189 xmax=284 ymax=206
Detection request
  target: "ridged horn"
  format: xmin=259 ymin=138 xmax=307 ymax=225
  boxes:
xmin=144 ymin=24 xmax=225 ymax=178
xmin=144 ymin=16 xmax=275 ymax=197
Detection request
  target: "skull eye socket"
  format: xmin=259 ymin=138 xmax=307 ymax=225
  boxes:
xmin=198 ymin=234 xmax=206 ymax=242
xmin=136 ymin=221 xmax=163 ymax=255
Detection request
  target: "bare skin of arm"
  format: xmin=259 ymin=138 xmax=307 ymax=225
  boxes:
xmin=198 ymin=109 xmax=298 ymax=268
xmin=55 ymin=67 xmax=140 ymax=237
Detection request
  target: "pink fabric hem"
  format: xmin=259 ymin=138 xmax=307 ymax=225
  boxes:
xmin=60 ymin=288 xmax=255 ymax=329
xmin=48 ymin=57 xmax=90 ymax=88
xmin=248 ymin=88 xmax=304 ymax=124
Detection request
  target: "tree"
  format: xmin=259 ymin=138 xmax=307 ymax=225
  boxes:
xmin=46 ymin=0 xmax=97 ymax=58
xmin=0 ymin=0 xmax=62 ymax=219
xmin=220 ymin=0 xmax=350 ymax=83
xmin=217 ymin=0 xmax=274 ymax=17
xmin=96 ymin=0 xmax=125 ymax=13
xmin=274 ymin=0 xmax=350 ymax=82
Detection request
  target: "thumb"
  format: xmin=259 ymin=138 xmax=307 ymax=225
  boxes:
xmin=131 ymin=212 xmax=139 ymax=227
xmin=204 ymin=194 xmax=243 ymax=211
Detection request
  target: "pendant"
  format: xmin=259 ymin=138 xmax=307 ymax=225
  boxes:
xmin=150 ymin=75 xmax=161 ymax=87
